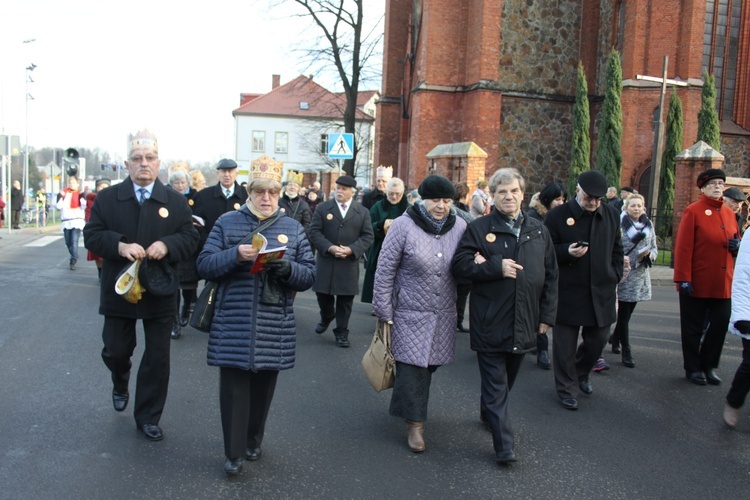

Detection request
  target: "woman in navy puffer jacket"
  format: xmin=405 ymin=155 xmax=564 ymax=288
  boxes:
xmin=197 ymin=175 xmax=315 ymax=477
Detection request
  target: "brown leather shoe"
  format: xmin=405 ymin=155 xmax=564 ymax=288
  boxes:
xmin=406 ymin=420 xmax=425 ymax=453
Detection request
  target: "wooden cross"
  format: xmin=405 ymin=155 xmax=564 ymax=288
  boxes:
xmin=636 ymin=56 xmax=688 ymax=215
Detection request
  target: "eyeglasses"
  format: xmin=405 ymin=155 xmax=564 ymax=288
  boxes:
xmin=580 ymin=192 xmax=602 ymax=203
xmin=704 ymin=180 xmax=725 ymax=188
xmin=252 ymin=188 xmax=280 ymax=197
xmin=129 ymin=154 xmax=159 ymax=163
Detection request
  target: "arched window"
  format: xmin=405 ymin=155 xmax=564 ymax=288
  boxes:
xmin=703 ymin=0 xmax=744 ymax=120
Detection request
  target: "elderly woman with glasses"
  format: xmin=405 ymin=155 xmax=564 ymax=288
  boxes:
xmin=197 ymin=169 xmax=316 ymax=477
xmin=674 ymin=169 xmax=740 ymax=386
xmin=361 ymin=177 xmax=409 ymax=304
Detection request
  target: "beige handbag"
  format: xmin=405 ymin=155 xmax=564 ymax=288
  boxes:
xmin=362 ymin=320 xmax=396 ymax=392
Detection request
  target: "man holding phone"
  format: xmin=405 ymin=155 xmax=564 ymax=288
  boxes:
xmin=544 ymin=170 xmax=623 ymax=410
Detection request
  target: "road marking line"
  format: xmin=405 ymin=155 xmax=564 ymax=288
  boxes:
xmin=23 ymin=235 xmax=64 ymax=247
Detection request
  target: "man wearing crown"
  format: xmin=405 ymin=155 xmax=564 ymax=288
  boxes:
xmin=84 ymin=130 xmax=199 ymax=442
xmin=279 ymin=170 xmax=312 ymax=235
xmin=362 ymin=166 xmax=393 ymax=210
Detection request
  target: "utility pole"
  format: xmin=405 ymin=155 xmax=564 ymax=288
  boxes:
xmin=636 ymin=56 xmax=687 ymax=216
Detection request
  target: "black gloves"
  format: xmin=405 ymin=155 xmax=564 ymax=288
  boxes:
xmin=642 ymin=255 xmax=653 ymax=268
xmin=678 ymin=282 xmax=693 ymax=296
xmin=728 ymin=238 xmax=740 ymax=253
xmin=266 ymin=259 xmax=291 ymax=279
xmin=735 ymin=321 xmax=750 ymax=335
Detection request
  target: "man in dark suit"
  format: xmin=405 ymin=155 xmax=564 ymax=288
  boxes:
xmin=84 ymin=130 xmax=199 ymax=441
xmin=362 ymin=165 xmax=392 ymax=209
xmin=192 ymin=158 xmax=248 ymax=249
xmin=309 ymin=175 xmax=374 ymax=347
xmin=544 ymin=170 xmax=623 ymax=411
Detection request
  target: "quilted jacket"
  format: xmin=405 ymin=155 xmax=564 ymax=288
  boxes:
xmin=373 ymin=211 xmax=467 ymax=368
xmin=196 ymin=206 xmax=316 ymax=371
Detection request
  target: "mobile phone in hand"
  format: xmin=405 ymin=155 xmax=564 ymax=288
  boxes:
xmin=576 ymin=241 xmax=589 ymax=247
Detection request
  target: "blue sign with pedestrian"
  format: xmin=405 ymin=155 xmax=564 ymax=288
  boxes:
xmin=328 ymin=133 xmax=354 ymax=159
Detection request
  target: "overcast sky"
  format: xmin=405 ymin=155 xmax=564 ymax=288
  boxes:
xmin=0 ymin=0 xmax=384 ymax=165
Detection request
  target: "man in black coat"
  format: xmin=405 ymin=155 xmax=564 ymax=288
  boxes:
xmin=309 ymin=175 xmax=374 ymax=347
xmin=544 ymin=170 xmax=623 ymax=411
xmin=84 ymin=130 xmax=199 ymax=441
xmin=10 ymin=180 xmax=23 ymax=229
xmin=192 ymin=159 xmax=248 ymax=249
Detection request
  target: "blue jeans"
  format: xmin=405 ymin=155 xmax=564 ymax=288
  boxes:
xmin=64 ymin=228 xmax=81 ymax=263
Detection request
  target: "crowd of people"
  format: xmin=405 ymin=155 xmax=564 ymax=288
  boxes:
xmin=62 ymin=128 xmax=749 ymax=477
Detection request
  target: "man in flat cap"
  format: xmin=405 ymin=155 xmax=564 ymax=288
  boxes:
xmin=84 ymin=130 xmax=199 ymax=441
xmin=723 ymin=187 xmax=747 ymax=236
xmin=544 ymin=170 xmax=624 ymax=410
xmin=192 ymin=159 xmax=248 ymax=250
xmin=309 ymin=175 xmax=374 ymax=347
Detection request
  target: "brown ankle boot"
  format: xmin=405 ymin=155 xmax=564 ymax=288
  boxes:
xmin=406 ymin=420 xmax=425 ymax=452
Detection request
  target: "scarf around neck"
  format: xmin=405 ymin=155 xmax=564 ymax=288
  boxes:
xmin=408 ymin=203 xmax=456 ymax=235
xmin=621 ymin=211 xmax=652 ymax=256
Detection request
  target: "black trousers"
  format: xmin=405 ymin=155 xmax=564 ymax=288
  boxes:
xmin=553 ymin=323 xmax=609 ymax=399
xmin=611 ymin=301 xmax=638 ymax=349
xmin=316 ymin=292 xmax=354 ymax=337
xmin=456 ymin=283 xmax=471 ymax=325
xmin=477 ymin=351 xmax=524 ymax=454
xmin=389 ymin=362 xmax=438 ymax=422
xmin=678 ymin=295 xmax=730 ymax=373
xmin=219 ymin=367 xmax=279 ymax=460
xmin=101 ymin=315 xmax=172 ymax=426
xmin=727 ymin=338 xmax=750 ymax=409
xmin=11 ymin=209 xmax=20 ymax=227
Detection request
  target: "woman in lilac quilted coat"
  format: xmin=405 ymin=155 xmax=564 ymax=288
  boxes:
xmin=373 ymin=175 xmax=467 ymax=453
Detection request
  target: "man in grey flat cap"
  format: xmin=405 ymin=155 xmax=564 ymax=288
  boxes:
xmin=544 ymin=170 xmax=624 ymax=411
xmin=723 ymin=187 xmax=747 ymax=236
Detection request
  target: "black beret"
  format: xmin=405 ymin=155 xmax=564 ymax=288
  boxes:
xmin=216 ymin=159 xmax=238 ymax=170
xmin=621 ymin=186 xmax=635 ymax=194
xmin=335 ymin=175 xmax=357 ymax=188
xmin=696 ymin=168 xmax=725 ymax=188
xmin=578 ymin=170 xmax=608 ymax=198
xmin=419 ymin=174 xmax=456 ymax=200
xmin=138 ymin=259 xmax=179 ymax=297
xmin=723 ymin=187 xmax=746 ymax=202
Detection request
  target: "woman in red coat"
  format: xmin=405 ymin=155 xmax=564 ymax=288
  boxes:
xmin=674 ymin=169 xmax=740 ymax=386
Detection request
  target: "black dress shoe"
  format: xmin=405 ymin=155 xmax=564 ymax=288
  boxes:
xmin=560 ymin=398 xmax=578 ymax=410
xmin=139 ymin=424 xmax=163 ymax=441
xmin=537 ymin=349 xmax=551 ymax=370
xmin=171 ymin=323 xmax=182 ymax=340
xmin=245 ymin=447 xmax=262 ymax=461
xmin=335 ymin=336 xmax=350 ymax=348
xmin=179 ymin=304 xmax=190 ymax=327
xmin=112 ymin=390 xmax=129 ymax=412
xmin=578 ymin=378 xmax=593 ymax=395
xmin=456 ymin=322 xmax=470 ymax=333
xmin=686 ymin=372 xmax=707 ymax=385
xmin=495 ymin=450 xmax=517 ymax=464
xmin=705 ymin=370 xmax=722 ymax=386
xmin=315 ymin=321 xmax=331 ymax=334
xmin=224 ymin=457 xmax=244 ymax=477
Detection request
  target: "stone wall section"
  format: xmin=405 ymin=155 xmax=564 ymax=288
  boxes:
xmin=497 ymin=96 xmax=573 ymax=193
xmin=498 ymin=0 xmax=581 ymax=95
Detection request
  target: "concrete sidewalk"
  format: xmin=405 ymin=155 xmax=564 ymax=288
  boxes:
xmin=649 ymin=264 xmax=674 ymax=287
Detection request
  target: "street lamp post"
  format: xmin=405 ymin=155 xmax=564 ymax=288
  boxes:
xmin=24 ymin=63 xmax=36 ymax=211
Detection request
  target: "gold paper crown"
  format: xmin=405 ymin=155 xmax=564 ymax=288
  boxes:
xmin=376 ymin=165 xmax=393 ymax=180
xmin=250 ymin=155 xmax=283 ymax=182
xmin=285 ymin=170 xmax=304 ymax=185
xmin=128 ymin=129 xmax=158 ymax=154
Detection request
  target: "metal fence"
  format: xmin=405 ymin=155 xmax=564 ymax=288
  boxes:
xmin=647 ymin=209 xmax=673 ymax=266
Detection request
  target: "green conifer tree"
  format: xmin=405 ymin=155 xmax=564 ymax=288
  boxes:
xmin=569 ymin=62 xmax=591 ymax=194
xmin=697 ymin=70 xmax=721 ymax=150
xmin=658 ymin=89 xmax=683 ymax=220
xmin=596 ymin=49 xmax=624 ymax=188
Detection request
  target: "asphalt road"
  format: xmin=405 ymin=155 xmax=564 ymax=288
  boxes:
xmin=1 ymin=230 xmax=749 ymax=499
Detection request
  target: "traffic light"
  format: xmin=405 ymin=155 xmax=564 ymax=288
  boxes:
xmin=63 ymin=148 xmax=80 ymax=177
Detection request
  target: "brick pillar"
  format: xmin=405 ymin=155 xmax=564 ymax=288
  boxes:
xmin=672 ymin=140 xmax=725 ymax=254
xmin=425 ymin=142 xmax=488 ymax=191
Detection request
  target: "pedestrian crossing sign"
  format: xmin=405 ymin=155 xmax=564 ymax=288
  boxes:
xmin=328 ymin=133 xmax=354 ymax=159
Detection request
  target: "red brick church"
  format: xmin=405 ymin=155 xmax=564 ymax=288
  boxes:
xmin=374 ymin=0 xmax=750 ymax=199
